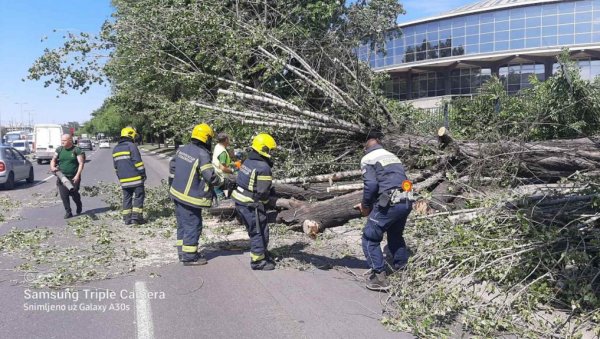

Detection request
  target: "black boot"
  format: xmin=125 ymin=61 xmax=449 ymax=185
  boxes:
xmin=64 ymin=211 xmax=73 ymax=219
xmin=366 ymin=271 xmax=391 ymax=292
xmin=182 ymin=253 xmax=207 ymax=266
xmin=251 ymin=259 xmax=275 ymax=271
xmin=76 ymin=202 xmax=82 ymax=215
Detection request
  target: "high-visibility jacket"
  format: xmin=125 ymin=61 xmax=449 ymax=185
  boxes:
xmin=211 ymin=142 xmax=231 ymax=179
xmin=169 ymin=141 xmax=221 ymax=208
xmin=360 ymin=144 xmax=408 ymax=209
xmin=112 ymin=138 xmax=145 ymax=188
xmin=231 ymin=150 xmax=273 ymax=206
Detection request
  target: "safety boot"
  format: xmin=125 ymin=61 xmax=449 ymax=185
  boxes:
xmin=251 ymin=259 xmax=275 ymax=271
xmin=366 ymin=271 xmax=391 ymax=292
xmin=182 ymin=253 xmax=207 ymax=266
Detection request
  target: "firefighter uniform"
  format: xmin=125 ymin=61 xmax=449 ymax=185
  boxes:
xmin=360 ymin=142 xmax=412 ymax=280
xmin=113 ymin=127 xmax=146 ymax=225
xmin=231 ymin=133 xmax=277 ymax=270
xmin=169 ymin=123 xmax=221 ymax=264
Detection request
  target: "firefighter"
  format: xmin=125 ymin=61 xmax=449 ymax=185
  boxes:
xmin=169 ymin=123 xmax=222 ymax=265
xmin=354 ymin=131 xmax=413 ymax=291
xmin=231 ymin=133 xmax=277 ymax=271
xmin=113 ymin=127 xmax=146 ymax=225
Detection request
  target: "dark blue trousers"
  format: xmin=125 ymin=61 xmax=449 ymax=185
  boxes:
xmin=122 ymin=185 xmax=145 ymax=222
xmin=362 ymin=202 xmax=412 ymax=273
xmin=174 ymin=201 xmax=203 ymax=262
xmin=235 ymin=203 xmax=269 ymax=262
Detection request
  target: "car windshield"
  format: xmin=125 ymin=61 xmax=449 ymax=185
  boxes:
xmin=12 ymin=142 xmax=25 ymax=147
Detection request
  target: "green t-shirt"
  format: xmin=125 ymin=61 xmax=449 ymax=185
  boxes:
xmin=57 ymin=146 xmax=84 ymax=178
xmin=217 ymin=150 xmax=231 ymax=166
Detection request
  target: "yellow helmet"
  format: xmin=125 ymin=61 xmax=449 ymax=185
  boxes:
xmin=191 ymin=123 xmax=214 ymax=143
xmin=251 ymin=133 xmax=277 ymax=158
xmin=121 ymin=126 xmax=137 ymax=140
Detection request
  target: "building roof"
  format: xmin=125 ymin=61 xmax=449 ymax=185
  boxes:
xmin=399 ymin=0 xmax=561 ymax=27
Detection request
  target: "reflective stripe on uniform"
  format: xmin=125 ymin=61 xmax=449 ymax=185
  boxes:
xmin=135 ymin=162 xmax=144 ymax=167
xmin=113 ymin=156 xmax=131 ymax=161
xmin=257 ymin=175 xmax=272 ymax=181
xmin=176 ymin=240 xmax=183 ymax=246
xmin=132 ymin=207 xmax=143 ymax=213
xmin=250 ymin=252 xmax=265 ymax=262
xmin=184 ymin=160 xmax=199 ymax=196
xmin=169 ymin=186 xmax=212 ymax=207
xmin=231 ymin=190 xmax=254 ymax=203
xmin=182 ymin=245 xmax=198 ymax=253
xmin=121 ymin=180 xmax=143 ymax=187
xmin=122 ymin=209 xmax=132 ymax=215
xmin=113 ymin=151 xmax=131 ymax=157
xmin=120 ymin=176 xmax=143 ymax=183
xmin=248 ymin=169 xmax=256 ymax=191
xmin=200 ymin=163 xmax=213 ymax=172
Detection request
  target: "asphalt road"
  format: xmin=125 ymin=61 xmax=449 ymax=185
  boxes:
xmin=0 ymin=144 xmax=411 ymax=339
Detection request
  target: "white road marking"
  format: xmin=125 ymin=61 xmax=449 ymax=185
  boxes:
xmin=135 ymin=281 xmax=155 ymax=339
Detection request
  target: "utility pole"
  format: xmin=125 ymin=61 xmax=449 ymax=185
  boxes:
xmin=14 ymin=102 xmax=28 ymax=128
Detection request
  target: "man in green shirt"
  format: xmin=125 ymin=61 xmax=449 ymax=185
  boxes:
xmin=50 ymin=134 xmax=85 ymax=218
xmin=211 ymin=132 xmax=236 ymax=199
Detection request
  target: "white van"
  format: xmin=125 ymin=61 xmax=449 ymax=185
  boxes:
xmin=33 ymin=124 xmax=64 ymax=164
xmin=10 ymin=140 xmax=31 ymax=154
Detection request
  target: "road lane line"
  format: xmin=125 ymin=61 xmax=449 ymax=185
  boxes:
xmin=135 ymin=281 xmax=155 ymax=339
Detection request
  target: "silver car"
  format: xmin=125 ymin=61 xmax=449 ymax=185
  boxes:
xmin=0 ymin=146 xmax=34 ymax=189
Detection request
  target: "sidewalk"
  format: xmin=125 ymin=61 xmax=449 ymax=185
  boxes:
xmin=139 ymin=144 xmax=176 ymax=159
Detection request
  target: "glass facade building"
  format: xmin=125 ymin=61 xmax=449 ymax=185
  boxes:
xmin=362 ymin=0 xmax=600 ymax=102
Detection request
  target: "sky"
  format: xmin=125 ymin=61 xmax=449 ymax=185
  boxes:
xmin=0 ymin=0 xmax=474 ymax=128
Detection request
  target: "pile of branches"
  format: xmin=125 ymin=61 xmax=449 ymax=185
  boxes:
xmin=209 ymin=127 xmax=600 ymax=337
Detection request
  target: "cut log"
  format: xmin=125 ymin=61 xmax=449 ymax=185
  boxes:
xmin=273 ymin=170 xmax=362 ymax=185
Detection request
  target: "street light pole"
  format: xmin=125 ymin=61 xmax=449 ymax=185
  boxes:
xmin=14 ymin=102 xmax=28 ymax=128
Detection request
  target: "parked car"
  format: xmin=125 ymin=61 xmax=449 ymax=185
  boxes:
xmin=78 ymin=139 xmax=93 ymax=151
xmin=10 ymin=140 xmax=31 ymax=154
xmin=0 ymin=146 xmax=34 ymax=189
xmin=99 ymin=140 xmax=110 ymax=149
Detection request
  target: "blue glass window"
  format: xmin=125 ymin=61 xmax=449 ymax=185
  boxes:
xmin=575 ymin=22 xmax=592 ymax=33
xmin=542 ymin=15 xmax=558 ymax=26
xmin=452 ymin=17 xmax=465 ymax=28
xmin=576 ymin=11 xmax=593 ymax=22
xmin=496 ymin=20 xmax=510 ymax=31
xmin=439 ymin=48 xmax=451 ymax=57
xmin=384 ymin=57 xmax=393 ymax=66
xmin=466 ymin=35 xmax=479 ymax=45
xmin=495 ymin=9 xmax=510 ymax=21
xmin=558 ymin=24 xmax=574 ymax=35
xmin=542 ymin=26 xmax=558 ymax=36
xmin=495 ymin=30 xmax=509 ymax=41
xmin=526 ymin=27 xmax=541 ymax=38
xmin=480 ymin=43 xmax=493 ymax=53
xmin=594 ymin=11 xmax=600 ymax=22
xmin=558 ymin=34 xmax=574 ymax=45
xmin=495 ymin=40 xmax=510 ymax=51
xmin=453 ymin=36 xmax=465 ymax=46
xmin=526 ymin=17 xmax=541 ymax=28
xmin=526 ymin=37 xmax=541 ymax=48
xmin=511 ymin=19 xmax=525 ymax=29
xmin=439 ymin=29 xmax=451 ymax=40
xmin=452 ymin=26 xmax=465 ymax=37
xmin=594 ymin=26 xmax=600 ymax=42
xmin=511 ymin=29 xmax=525 ymax=39
xmin=480 ymin=32 xmax=493 ymax=44
xmin=427 ymin=31 xmax=439 ymax=42
xmin=558 ymin=2 xmax=575 ymax=14
xmin=440 ymin=20 xmax=451 ymax=30
xmin=510 ymin=39 xmax=524 ymax=50
xmin=525 ymin=6 xmax=541 ymax=17
xmin=480 ymin=23 xmax=494 ymax=33
xmin=576 ymin=1 xmax=593 ymax=11
xmin=466 ymin=25 xmax=479 ymax=35
xmin=559 ymin=14 xmax=575 ymax=25
xmin=427 ymin=21 xmax=439 ymax=32
xmin=575 ymin=33 xmax=592 ymax=44
xmin=466 ymin=15 xmax=479 ymax=26
xmin=416 ymin=33 xmax=426 ymax=44
xmin=510 ymin=7 xmax=525 ymax=19
xmin=376 ymin=57 xmax=384 ymax=68
xmin=466 ymin=44 xmax=479 ymax=54
xmin=542 ymin=4 xmax=558 ymax=16
xmin=480 ymin=12 xmax=494 ymax=23
xmin=541 ymin=35 xmax=558 ymax=46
